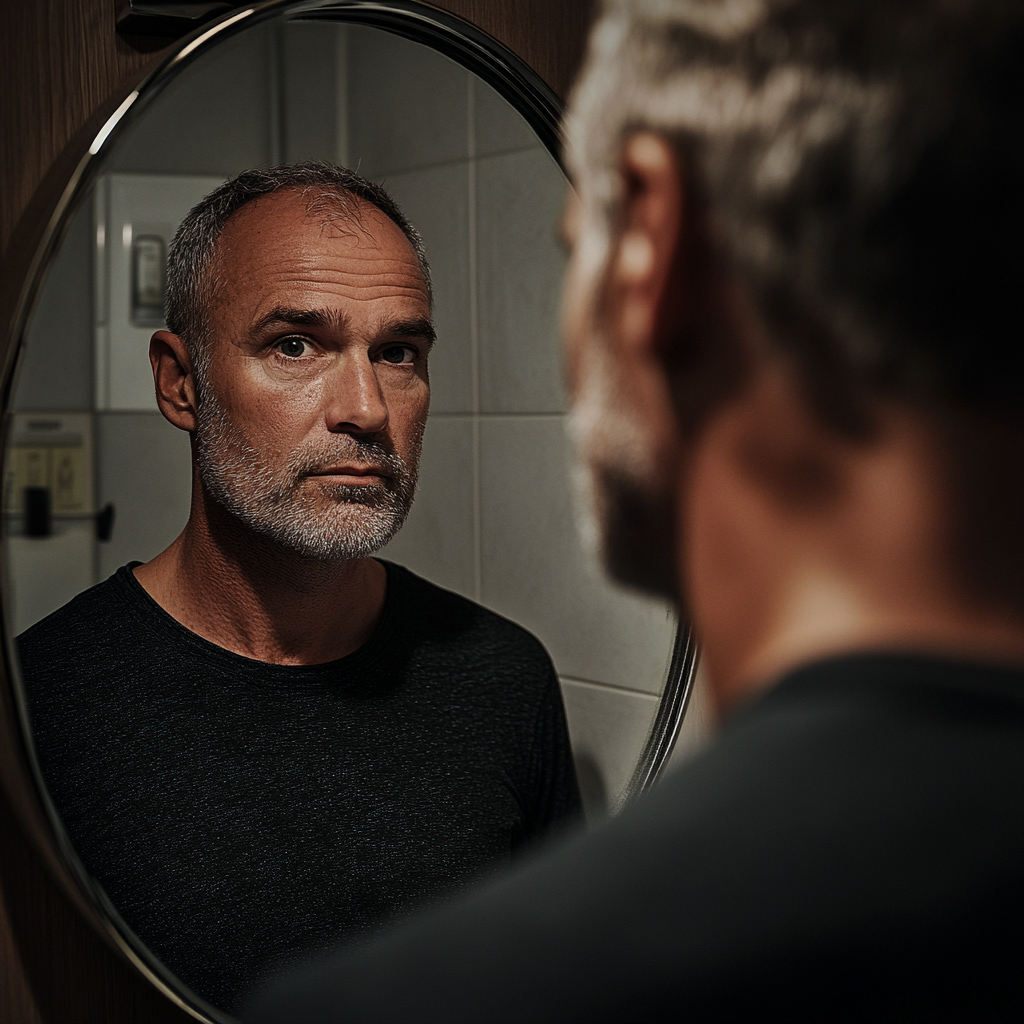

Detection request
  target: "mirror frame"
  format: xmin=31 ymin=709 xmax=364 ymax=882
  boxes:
xmin=0 ymin=2 xmax=699 ymax=1019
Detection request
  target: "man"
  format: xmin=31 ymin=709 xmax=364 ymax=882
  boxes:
xmin=17 ymin=163 xmax=580 ymax=1013
xmin=244 ymin=1 xmax=1024 ymax=1020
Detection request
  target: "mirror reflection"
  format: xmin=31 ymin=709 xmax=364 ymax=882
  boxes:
xmin=4 ymin=13 xmax=702 ymax=1016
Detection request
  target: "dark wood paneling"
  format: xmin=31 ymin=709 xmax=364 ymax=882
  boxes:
xmin=0 ymin=1 xmax=593 ymax=1020
xmin=442 ymin=0 xmax=592 ymax=101
xmin=0 ymin=1 xmax=166 ymax=265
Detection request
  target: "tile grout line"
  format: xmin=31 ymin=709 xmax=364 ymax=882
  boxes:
xmin=368 ymin=145 xmax=541 ymax=182
xmin=268 ymin=24 xmax=284 ymax=165
xmin=467 ymin=75 xmax=483 ymax=605
xmin=335 ymin=24 xmax=349 ymax=166
xmin=558 ymin=675 xmax=662 ymax=700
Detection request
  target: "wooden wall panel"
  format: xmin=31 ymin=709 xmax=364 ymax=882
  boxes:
xmin=0 ymin=1 xmax=593 ymax=1020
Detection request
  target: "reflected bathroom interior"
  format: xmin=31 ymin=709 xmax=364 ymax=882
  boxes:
xmin=4 ymin=20 xmax=711 ymax=818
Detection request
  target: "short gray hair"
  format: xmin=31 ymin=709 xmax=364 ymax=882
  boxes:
xmin=567 ymin=0 xmax=1024 ymax=422
xmin=164 ymin=162 xmax=432 ymax=380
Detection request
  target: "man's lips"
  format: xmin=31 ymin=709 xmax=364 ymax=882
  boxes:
xmin=305 ymin=465 xmax=389 ymax=483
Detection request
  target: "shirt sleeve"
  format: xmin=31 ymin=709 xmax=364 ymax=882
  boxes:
xmin=522 ymin=664 xmax=583 ymax=841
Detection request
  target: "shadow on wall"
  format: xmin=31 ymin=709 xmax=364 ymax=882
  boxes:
xmin=573 ymin=751 xmax=609 ymax=816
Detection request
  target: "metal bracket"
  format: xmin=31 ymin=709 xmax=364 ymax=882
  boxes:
xmin=115 ymin=1 xmax=242 ymax=38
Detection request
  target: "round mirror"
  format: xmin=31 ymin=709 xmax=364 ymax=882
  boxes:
xmin=1 ymin=2 xmax=704 ymax=1019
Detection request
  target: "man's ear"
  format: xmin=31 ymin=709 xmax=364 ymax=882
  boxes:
xmin=150 ymin=330 xmax=199 ymax=432
xmin=607 ymin=132 xmax=686 ymax=361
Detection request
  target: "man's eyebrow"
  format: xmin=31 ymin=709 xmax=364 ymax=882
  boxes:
xmin=379 ymin=316 xmax=436 ymax=348
xmin=250 ymin=307 xmax=435 ymax=348
xmin=250 ymin=306 xmax=349 ymax=334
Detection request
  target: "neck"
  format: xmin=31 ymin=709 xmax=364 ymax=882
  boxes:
xmin=683 ymin=375 xmax=1024 ymax=716
xmin=134 ymin=475 xmax=387 ymax=665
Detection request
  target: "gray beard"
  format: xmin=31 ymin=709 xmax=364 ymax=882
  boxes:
xmin=567 ymin=350 xmax=677 ymax=603
xmin=570 ymin=451 xmax=678 ymax=603
xmin=193 ymin=395 xmax=419 ymax=562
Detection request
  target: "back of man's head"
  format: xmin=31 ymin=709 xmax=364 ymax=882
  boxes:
xmin=568 ymin=0 xmax=1024 ymax=612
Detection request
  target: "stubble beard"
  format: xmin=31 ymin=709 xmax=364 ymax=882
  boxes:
xmin=567 ymin=333 xmax=678 ymax=604
xmin=193 ymin=393 xmax=420 ymax=563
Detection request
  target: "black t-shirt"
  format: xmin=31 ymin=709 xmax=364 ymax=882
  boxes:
xmin=243 ymin=653 xmax=1024 ymax=1023
xmin=17 ymin=560 xmax=581 ymax=1012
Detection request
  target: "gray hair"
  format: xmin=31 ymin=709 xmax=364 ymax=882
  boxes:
xmin=566 ymin=0 xmax=1024 ymax=423
xmin=164 ymin=162 xmax=432 ymax=383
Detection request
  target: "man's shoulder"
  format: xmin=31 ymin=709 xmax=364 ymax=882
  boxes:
xmin=711 ymin=651 xmax=1024 ymax=789
xmin=383 ymin=561 xmax=556 ymax=676
xmin=244 ymin=652 xmax=1024 ymax=1024
xmin=16 ymin=566 xmax=141 ymax=668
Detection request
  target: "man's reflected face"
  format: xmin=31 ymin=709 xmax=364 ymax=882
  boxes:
xmin=193 ymin=190 xmax=432 ymax=560
xmin=561 ymin=189 xmax=677 ymax=600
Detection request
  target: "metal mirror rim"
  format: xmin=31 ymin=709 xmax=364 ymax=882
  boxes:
xmin=0 ymin=2 xmax=698 ymax=1019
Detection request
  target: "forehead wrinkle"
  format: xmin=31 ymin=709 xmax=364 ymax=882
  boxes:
xmin=217 ymin=199 xmax=403 ymax=271
xmin=233 ymin=247 xmax=428 ymax=296
xmin=281 ymin=258 xmax=426 ymax=279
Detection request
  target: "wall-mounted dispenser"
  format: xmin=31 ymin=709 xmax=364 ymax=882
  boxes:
xmin=3 ymin=413 xmax=98 ymax=633
xmin=94 ymin=173 xmax=223 ymax=411
xmin=130 ymin=234 xmax=168 ymax=327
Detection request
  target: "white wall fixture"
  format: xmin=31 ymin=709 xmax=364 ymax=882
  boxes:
xmin=95 ymin=173 xmax=223 ymax=411
xmin=3 ymin=413 xmax=97 ymax=633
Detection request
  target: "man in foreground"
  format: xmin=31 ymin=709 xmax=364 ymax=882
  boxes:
xmin=18 ymin=164 xmax=579 ymax=1013
xmin=244 ymin=1 xmax=1024 ymax=1019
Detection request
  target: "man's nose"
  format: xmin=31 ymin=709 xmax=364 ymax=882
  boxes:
xmin=323 ymin=354 xmax=389 ymax=435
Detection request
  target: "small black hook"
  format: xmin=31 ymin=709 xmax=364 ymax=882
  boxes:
xmin=25 ymin=487 xmax=52 ymax=538
xmin=95 ymin=503 xmax=116 ymax=542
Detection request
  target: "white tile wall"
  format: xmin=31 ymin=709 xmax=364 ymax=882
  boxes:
xmin=476 ymin=149 xmax=569 ymax=414
xmin=281 ymin=22 xmax=341 ymax=164
xmin=478 ymin=416 xmax=677 ymax=693
xmin=96 ymin=173 xmax=225 ymax=412
xmin=473 ymin=77 xmax=543 ymax=158
xmin=96 ymin=413 xmax=193 ymax=580
xmin=14 ymin=202 xmax=94 ymax=412
xmin=107 ymin=25 xmax=277 ymax=177
xmin=347 ymin=26 xmax=469 ymax=178
xmin=384 ymin=163 xmax=474 ymax=415
xmin=5 ymin=524 xmax=98 ymax=636
xmin=559 ymin=678 xmax=660 ymax=817
xmin=378 ymin=416 xmax=476 ymax=598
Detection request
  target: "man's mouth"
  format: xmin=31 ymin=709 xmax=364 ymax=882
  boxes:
xmin=306 ymin=465 xmax=389 ymax=485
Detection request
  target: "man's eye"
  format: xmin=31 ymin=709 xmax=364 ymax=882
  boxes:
xmin=380 ymin=345 xmax=416 ymax=365
xmin=277 ymin=337 xmax=310 ymax=358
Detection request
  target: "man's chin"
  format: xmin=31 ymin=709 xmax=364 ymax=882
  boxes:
xmin=208 ymin=487 xmax=411 ymax=563
xmin=602 ymin=487 xmax=678 ymax=604
xmin=300 ymin=479 xmax=395 ymax=507
xmin=580 ymin=464 xmax=679 ymax=604
xmin=267 ymin=515 xmax=404 ymax=563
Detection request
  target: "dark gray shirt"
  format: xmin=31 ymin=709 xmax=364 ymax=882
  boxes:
xmin=244 ymin=653 xmax=1024 ymax=1023
xmin=18 ymin=560 xmax=581 ymax=1012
